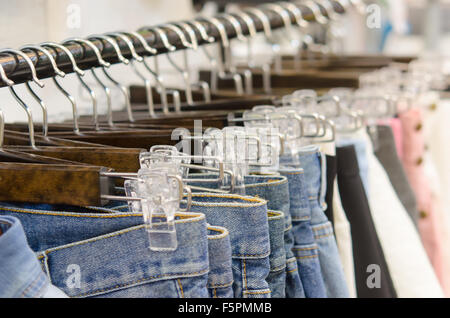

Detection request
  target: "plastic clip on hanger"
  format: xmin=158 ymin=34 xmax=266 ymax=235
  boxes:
xmin=102 ymin=165 xmax=189 ymax=252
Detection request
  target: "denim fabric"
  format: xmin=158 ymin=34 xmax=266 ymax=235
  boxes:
xmin=279 ymin=168 xmax=328 ymax=298
xmin=298 ymin=146 xmax=350 ymax=298
xmin=336 ymin=138 xmax=370 ymax=197
xmin=189 ymin=174 xmax=304 ymax=298
xmin=266 ymin=210 xmax=287 ymax=298
xmin=207 ymin=226 xmax=234 ymax=298
xmin=180 ymin=194 xmax=271 ymax=298
xmin=0 ymin=215 xmax=67 ymax=298
xmin=0 ymin=204 xmax=210 ymax=298
xmin=244 ymin=175 xmax=302 ymax=298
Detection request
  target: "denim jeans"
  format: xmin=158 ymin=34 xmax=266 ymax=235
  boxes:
xmin=278 ymin=168 xmax=328 ymax=298
xmin=180 ymin=193 xmax=271 ymax=298
xmin=0 ymin=203 xmax=210 ymax=298
xmin=298 ymin=146 xmax=350 ymax=298
xmin=0 ymin=215 xmax=67 ymax=298
xmin=244 ymin=175 xmax=302 ymax=298
xmin=189 ymin=174 xmax=303 ymax=298
xmin=207 ymin=225 xmax=234 ymax=298
xmin=266 ymin=210 xmax=287 ymax=298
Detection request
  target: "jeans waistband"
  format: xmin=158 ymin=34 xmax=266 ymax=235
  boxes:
xmin=267 ymin=211 xmax=286 ymax=272
xmin=0 ymin=204 xmax=210 ymax=298
xmin=207 ymin=226 xmax=233 ymax=289
xmin=36 ymin=212 xmax=209 ymax=298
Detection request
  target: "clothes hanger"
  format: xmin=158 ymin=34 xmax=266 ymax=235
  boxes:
xmin=224 ymin=10 xmax=272 ymax=94
xmin=0 ymin=47 xmax=150 ymax=172
xmin=129 ymin=21 xmax=278 ymax=114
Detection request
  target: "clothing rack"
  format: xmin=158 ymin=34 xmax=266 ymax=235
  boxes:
xmin=0 ymin=0 xmax=347 ymax=88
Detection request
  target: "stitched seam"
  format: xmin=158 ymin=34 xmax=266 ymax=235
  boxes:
xmin=280 ymin=171 xmax=304 ymax=175
xmin=267 ymin=211 xmax=284 ymax=219
xmin=232 ymin=252 xmax=270 ymax=258
xmin=292 ymin=247 xmax=317 ymax=251
xmin=207 ymin=234 xmax=229 ymax=240
xmin=286 ymin=268 xmax=298 ymax=274
xmin=177 ymin=279 xmax=185 ymax=298
xmin=0 ymin=207 xmax=203 ymax=223
xmin=208 ymin=281 xmax=234 ymax=288
xmin=312 ymin=224 xmax=332 ymax=232
xmin=207 ymin=226 xmax=229 ymax=240
xmin=243 ymin=259 xmax=247 ymax=292
xmin=286 ymin=258 xmax=296 ymax=264
xmin=191 ymin=193 xmax=263 ymax=203
xmin=213 ymin=288 xmax=217 ymax=298
xmin=0 ymin=207 xmax=137 ymax=218
xmin=20 ymin=273 xmax=44 ymax=298
xmin=38 ymin=219 xmax=205 ymax=256
xmin=296 ymin=255 xmax=318 ymax=260
xmin=244 ymin=179 xmax=288 ymax=188
xmin=243 ymin=290 xmax=271 ymax=295
xmin=314 ymin=233 xmax=333 ymax=239
xmin=188 ymin=201 xmax=267 ymax=208
xmin=270 ymin=264 xmax=286 ymax=272
xmin=75 ymin=268 xmax=209 ymax=297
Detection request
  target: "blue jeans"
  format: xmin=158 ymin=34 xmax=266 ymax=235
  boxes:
xmin=207 ymin=225 xmax=234 ymax=298
xmin=180 ymin=193 xmax=271 ymax=298
xmin=244 ymin=175 xmax=304 ymax=298
xmin=278 ymin=168 xmax=328 ymax=298
xmin=298 ymin=146 xmax=350 ymax=298
xmin=0 ymin=215 xmax=67 ymax=298
xmin=0 ymin=203 xmax=210 ymax=298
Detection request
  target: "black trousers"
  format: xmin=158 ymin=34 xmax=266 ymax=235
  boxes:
xmin=336 ymin=145 xmax=397 ymax=298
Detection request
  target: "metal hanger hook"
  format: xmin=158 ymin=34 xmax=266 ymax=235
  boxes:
xmin=161 ymin=24 xmax=194 ymax=50
xmin=63 ymin=38 xmax=111 ymax=68
xmin=105 ymin=32 xmax=144 ymax=62
xmin=41 ymin=42 xmax=85 ymax=76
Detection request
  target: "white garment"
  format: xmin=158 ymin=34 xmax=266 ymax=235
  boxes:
xmin=360 ymin=129 xmax=444 ymax=298
xmin=332 ymin=179 xmax=357 ymax=298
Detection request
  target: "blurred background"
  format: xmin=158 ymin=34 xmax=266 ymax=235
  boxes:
xmin=0 ymin=0 xmax=449 ymax=122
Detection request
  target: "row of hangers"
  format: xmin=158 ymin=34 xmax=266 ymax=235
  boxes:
xmin=0 ymin=0 xmax=425 ymax=248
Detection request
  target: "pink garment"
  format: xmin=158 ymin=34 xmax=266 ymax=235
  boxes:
xmin=400 ymin=107 xmax=450 ymax=297
xmin=389 ymin=118 xmax=404 ymax=160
